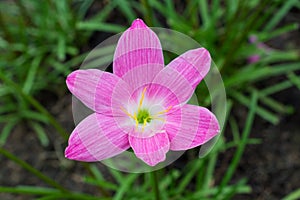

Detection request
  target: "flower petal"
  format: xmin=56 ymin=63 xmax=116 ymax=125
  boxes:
xmin=66 ymin=69 xmax=131 ymax=115
xmin=134 ymin=48 xmax=211 ymax=108
xmin=150 ymin=67 xmax=194 ymax=106
xmin=166 ymin=48 xmax=211 ymax=89
xmin=113 ymin=19 xmax=164 ymax=90
xmin=65 ymin=113 xmax=130 ymax=161
xmin=165 ymin=104 xmax=220 ymax=151
xmin=129 ymin=132 xmax=170 ymax=166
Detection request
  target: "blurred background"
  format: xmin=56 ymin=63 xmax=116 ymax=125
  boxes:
xmin=0 ymin=0 xmax=299 ymax=199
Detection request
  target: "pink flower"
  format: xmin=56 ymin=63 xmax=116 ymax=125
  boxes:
xmin=247 ymin=35 xmax=271 ymax=64
xmin=65 ymin=19 xmax=220 ymax=166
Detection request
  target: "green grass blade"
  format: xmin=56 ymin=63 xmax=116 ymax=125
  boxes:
xmin=20 ymin=110 xmax=49 ymax=124
xmin=76 ymin=0 xmax=94 ymax=20
xmin=221 ymin=179 xmax=251 ymax=200
xmin=36 ymin=193 xmax=108 ymax=200
xmin=88 ymin=164 xmax=104 ymax=180
xmin=283 ymin=188 xmax=300 ymax=200
xmin=177 ymin=159 xmax=203 ymax=194
xmin=288 ymin=72 xmax=300 ymax=90
xmin=88 ymin=2 xmax=117 ymax=22
xmin=0 ymin=186 xmax=59 ymax=195
xmin=229 ymin=117 xmax=240 ymax=143
xmin=198 ymin=0 xmax=210 ymax=29
xmin=159 ymin=169 xmax=180 ymax=191
xmin=264 ymin=0 xmax=298 ymax=31
xmin=0 ymin=71 xmax=69 ymax=140
xmin=0 ymin=104 xmax=16 ymax=115
xmin=57 ymin=35 xmax=66 ymax=61
xmin=259 ymin=95 xmax=293 ymax=114
xmin=192 ymin=179 xmax=251 ymax=198
xmin=0 ymin=86 xmax=10 ymax=96
xmin=0 ymin=185 xmax=107 ymax=200
xmin=225 ymin=63 xmax=300 ymax=88
xmin=84 ymin=176 xmax=118 ymax=191
xmin=248 ymin=87 xmax=294 ymax=114
xmin=113 ymin=0 xmax=136 ymax=22
xmin=230 ymin=90 xmax=279 ymax=124
xmin=147 ymin=0 xmax=165 ymax=17
xmin=113 ymin=173 xmax=139 ymax=200
xmin=76 ymin=21 xmax=126 ymax=33
xmin=0 ymin=117 xmax=18 ymax=145
xmin=259 ymin=23 xmax=299 ymax=41
xmin=23 ymin=56 xmax=42 ymax=94
xmin=260 ymin=80 xmax=293 ymax=96
xmin=216 ymin=91 xmax=258 ymax=196
xmin=107 ymin=167 xmax=124 ymax=184
xmin=202 ymin=152 xmax=218 ymax=192
xmin=30 ymin=121 xmax=49 ymax=147
xmin=225 ymin=0 xmax=239 ymax=21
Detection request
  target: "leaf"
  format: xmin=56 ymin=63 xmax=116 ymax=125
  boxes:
xmin=22 ymin=56 xmax=42 ymax=94
xmin=76 ymin=21 xmax=126 ymax=33
xmin=264 ymin=0 xmax=299 ymax=31
xmin=283 ymin=188 xmax=300 ymax=200
xmin=113 ymin=173 xmax=139 ymax=200
xmin=0 ymin=118 xmax=18 ymax=145
xmin=31 ymin=121 xmax=49 ymax=147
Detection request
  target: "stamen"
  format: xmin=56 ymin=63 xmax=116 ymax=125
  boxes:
xmin=138 ymin=87 xmax=147 ymax=112
xmin=142 ymin=119 xmax=146 ymax=132
xmin=143 ymin=118 xmax=148 ymax=126
xmin=121 ymin=106 xmax=139 ymax=128
xmin=151 ymin=116 xmax=165 ymax=122
xmin=134 ymin=112 xmax=138 ymax=128
xmin=120 ymin=106 xmax=135 ymax=119
xmin=153 ymin=105 xmax=172 ymax=116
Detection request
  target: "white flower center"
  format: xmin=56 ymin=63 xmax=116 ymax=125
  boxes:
xmin=121 ymin=87 xmax=172 ymax=133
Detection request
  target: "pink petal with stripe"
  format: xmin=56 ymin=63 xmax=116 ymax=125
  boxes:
xmin=113 ymin=19 xmax=164 ymax=89
xmin=165 ymin=104 xmax=220 ymax=151
xmin=150 ymin=67 xmax=194 ymax=106
xmin=129 ymin=132 xmax=170 ymax=166
xmin=166 ymin=48 xmax=211 ymax=89
xmin=129 ymin=83 xmax=181 ymax=112
xmin=65 ymin=113 xmax=130 ymax=161
xmin=121 ymin=63 xmax=163 ymax=91
xmin=66 ymin=69 xmax=131 ymax=115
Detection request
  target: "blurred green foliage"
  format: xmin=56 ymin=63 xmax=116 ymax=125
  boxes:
xmin=0 ymin=0 xmax=300 ymax=199
xmin=0 ymin=0 xmax=92 ymax=145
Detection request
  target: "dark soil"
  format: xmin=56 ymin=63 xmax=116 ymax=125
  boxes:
xmin=231 ymin=88 xmax=300 ymax=200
